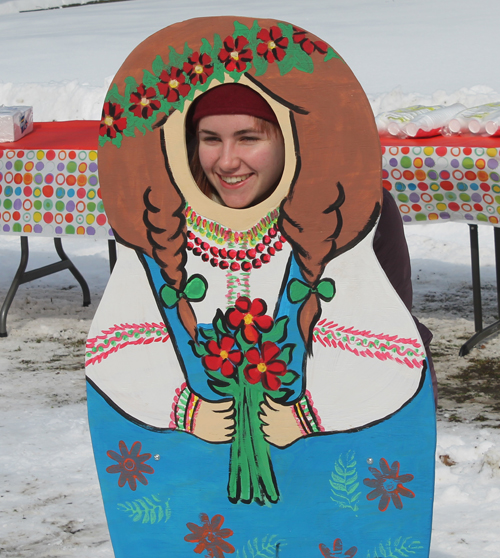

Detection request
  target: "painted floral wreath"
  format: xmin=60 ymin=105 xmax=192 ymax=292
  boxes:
xmin=99 ymin=20 xmax=341 ymax=148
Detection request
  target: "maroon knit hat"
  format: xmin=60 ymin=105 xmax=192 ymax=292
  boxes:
xmin=189 ymin=83 xmax=279 ymax=128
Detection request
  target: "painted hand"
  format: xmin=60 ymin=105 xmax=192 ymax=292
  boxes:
xmin=192 ymin=398 xmax=235 ymax=443
xmin=260 ymin=394 xmax=303 ymax=448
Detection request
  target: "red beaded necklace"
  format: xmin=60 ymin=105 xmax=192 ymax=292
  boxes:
xmin=186 ymin=226 xmax=286 ymax=271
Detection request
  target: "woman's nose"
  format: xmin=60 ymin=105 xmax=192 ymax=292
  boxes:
xmin=218 ymin=141 xmax=240 ymax=171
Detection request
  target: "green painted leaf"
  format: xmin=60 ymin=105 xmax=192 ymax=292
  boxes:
xmin=212 ymin=33 xmax=223 ymax=58
xmin=261 ymin=316 xmax=288 ymax=344
xmin=347 ymin=481 xmax=359 ymax=494
xmin=292 ymin=46 xmax=314 ymax=73
xmin=276 ymin=55 xmax=295 ymax=76
xmin=190 ymin=339 xmax=208 ymax=358
xmin=369 ymin=536 xmax=424 ymax=557
xmin=334 ymin=463 xmax=345 ymax=476
xmin=168 ymin=42 xmax=193 ymax=68
xmin=329 ymin=451 xmax=361 ymax=513
xmin=280 ymin=370 xmax=299 ymax=385
xmin=330 ymin=473 xmax=344 ymax=483
xmin=117 ymin=495 xmax=171 ymax=525
xmin=253 ymin=52 xmax=268 ymax=77
xmin=213 ymin=310 xmax=229 ymax=336
xmin=324 ymin=47 xmax=342 ymax=62
xmin=235 ymin=534 xmax=286 ymax=558
xmin=200 ymin=38 xmax=212 ymax=55
xmin=198 ymin=326 xmax=217 ymax=341
xmin=278 ymin=343 xmax=294 ymax=365
xmin=152 ymin=54 xmax=165 ymax=77
xmin=233 ymin=20 xmax=252 ymax=38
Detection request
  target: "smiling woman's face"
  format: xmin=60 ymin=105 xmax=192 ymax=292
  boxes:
xmin=197 ymin=114 xmax=285 ymax=209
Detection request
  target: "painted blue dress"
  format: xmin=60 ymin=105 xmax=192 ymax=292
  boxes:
xmin=86 ymin=211 xmax=435 ymax=558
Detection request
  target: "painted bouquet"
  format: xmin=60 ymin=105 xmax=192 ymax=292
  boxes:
xmin=191 ymin=296 xmax=299 ymax=505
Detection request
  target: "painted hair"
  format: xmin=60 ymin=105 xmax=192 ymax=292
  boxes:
xmin=98 ymin=17 xmax=382 ymax=348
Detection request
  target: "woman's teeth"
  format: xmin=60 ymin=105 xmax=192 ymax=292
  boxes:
xmin=221 ymin=174 xmax=251 ymax=184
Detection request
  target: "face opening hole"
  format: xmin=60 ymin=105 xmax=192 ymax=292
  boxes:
xmin=185 ymin=86 xmax=285 ymax=210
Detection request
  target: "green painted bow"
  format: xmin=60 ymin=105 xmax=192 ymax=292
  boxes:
xmin=287 ymin=277 xmax=336 ymax=304
xmin=160 ymin=274 xmax=207 ymax=309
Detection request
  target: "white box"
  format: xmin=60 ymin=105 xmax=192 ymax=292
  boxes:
xmin=0 ymin=106 xmax=34 ymax=142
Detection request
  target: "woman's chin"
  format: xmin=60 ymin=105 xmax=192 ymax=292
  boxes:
xmin=220 ymin=193 xmax=252 ymax=209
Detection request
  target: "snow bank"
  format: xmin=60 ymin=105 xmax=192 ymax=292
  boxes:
xmin=2 ymin=80 xmax=499 ymax=123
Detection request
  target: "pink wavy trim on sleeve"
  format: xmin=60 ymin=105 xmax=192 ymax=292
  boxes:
xmin=169 ymin=382 xmax=187 ymax=429
xmin=304 ymin=389 xmax=324 ymax=432
xmin=313 ymin=319 xmax=424 ymax=370
xmin=85 ymin=322 xmax=170 ymax=367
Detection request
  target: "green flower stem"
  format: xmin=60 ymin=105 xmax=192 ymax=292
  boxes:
xmin=228 ymin=379 xmax=279 ymax=505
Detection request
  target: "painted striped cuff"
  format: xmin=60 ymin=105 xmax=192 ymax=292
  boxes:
xmin=292 ymin=390 xmax=324 ymax=435
xmin=170 ymin=383 xmax=200 ymax=433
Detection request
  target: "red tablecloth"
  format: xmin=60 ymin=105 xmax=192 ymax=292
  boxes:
xmin=0 ymin=121 xmax=99 ymax=150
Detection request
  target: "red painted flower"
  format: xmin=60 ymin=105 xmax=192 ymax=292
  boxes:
xmin=218 ymin=35 xmax=253 ymax=72
xmin=183 ymin=52 xmax=214 ymax=85
xmin=99 ymin=101 xmax=127 ymax=138
xmin=157 ymin=67 xmax=191 ymax=102
xmin=319 ymin=538 xmax=357 ymax=557
xmin=244 ymin=341 xmax=287 ymax=390
xmin=129 ymin=84 xmax=161 ymax=119
xmin=293 ymin=27 xmax=328 ymax=55
xmin=363 ymin=458 xmax=415 ymax=511
xmin=226 ymin=297 xmax=273 ymax=343
xmin=202 ymin=336 xmax=243 ymax=377
xmin=184 ymin=513 xmax=235 ymax=558
xmin=256 ymin=26 xmax=289 ymax=63
xmin=106 ymin=440 xmax=154 ymax=491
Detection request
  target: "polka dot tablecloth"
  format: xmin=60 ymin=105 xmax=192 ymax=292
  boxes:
xmin=0 ymin=147 xmax=110 ymax=237
xmin=381 ymin=139 xmax=500 ymax=226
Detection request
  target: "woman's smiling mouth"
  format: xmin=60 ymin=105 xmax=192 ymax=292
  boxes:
xmin=218 ymin=173 xmax=253 ymax=186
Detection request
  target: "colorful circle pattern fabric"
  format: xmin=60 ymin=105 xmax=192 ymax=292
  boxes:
xmin=382 ymin=145 xmax=500 ymax=226
xmin=0 ymin=148 xmax=111 ymax=237
xmin=2 ymin=144 xmax=500 ymax=236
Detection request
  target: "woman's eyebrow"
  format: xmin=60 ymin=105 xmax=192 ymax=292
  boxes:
xmin=234 ymin=128 xmax=263 ymax=136
xmin=198 ymin=128 xmax=220 ymax=135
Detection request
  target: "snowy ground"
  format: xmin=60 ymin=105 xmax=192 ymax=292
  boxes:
xmin=1 ymin=0 xmax=500 ymax=556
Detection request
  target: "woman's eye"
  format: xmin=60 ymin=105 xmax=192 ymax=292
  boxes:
xmin=201 ymin=136 xmax=220 ymax=143
xmin=240 ymin=136 xmax=260 ymax=143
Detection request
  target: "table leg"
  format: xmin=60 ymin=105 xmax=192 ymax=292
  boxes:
xmin=0 ymin=236 xmax=91 ymax=338
xmin=54 ymin=238 xmax=91 ymax=307
xmin=0 ymin=237 xmax=30 ymax=337
xmin=459 ymin=225 xmax=500 ymax=356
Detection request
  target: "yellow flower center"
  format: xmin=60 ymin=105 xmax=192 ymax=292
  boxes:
xmin=169 ymin=79 xmax=179 ymax=89
xmin=104 ymin=116 xmax=114 ymax=126
xmin=194 ymin=64 xmax=204 ymax=74
xmin=140 ymin=97 xmax=150 ymax=106
xmin=230 ymin=51 xmax=239 ymax=60
xmin=268 ymin=40 xmax=276 ymax=50
xmin=220 ymin=350 xmax=229 ymax=360
xmin=243 ymin=313 xmax=254 ymax=325
xmin=257 ymin=363 xmax=267 ymax=373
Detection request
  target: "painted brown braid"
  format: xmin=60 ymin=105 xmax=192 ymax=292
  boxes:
xmin=279 ymin=181 xmax=344 ymax=352
xmin=144 ymin=185 xmax=198 ymax=341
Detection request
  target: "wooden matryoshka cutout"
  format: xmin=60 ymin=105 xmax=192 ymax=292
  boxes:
xmin=87 ymin=16 xmax=435 ymax=558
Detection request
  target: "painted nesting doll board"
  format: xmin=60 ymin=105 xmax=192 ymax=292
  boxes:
xmin=87 ymin=16 xmax=436 ymax=558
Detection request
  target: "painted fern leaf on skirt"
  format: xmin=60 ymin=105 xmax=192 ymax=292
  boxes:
xmin=117 ymin=494 xmax=171 ymax=524
xmin=329 ymin=450 xmax=361 ymax=513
